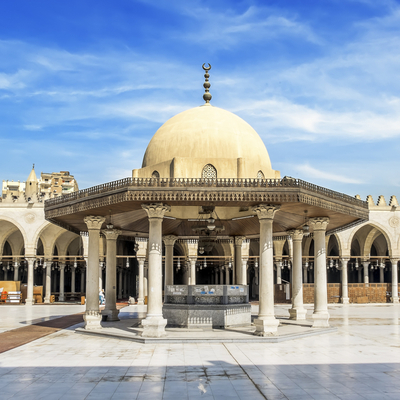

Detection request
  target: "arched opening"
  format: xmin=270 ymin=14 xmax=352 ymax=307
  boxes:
xmin=327 ymin=235 xmax=340 ymax=283
xmin=349 ymin=224 xmax=390 ymax=283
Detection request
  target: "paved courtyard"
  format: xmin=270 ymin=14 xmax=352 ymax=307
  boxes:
xmin=0 ymin=304 xmax=399 ymax=400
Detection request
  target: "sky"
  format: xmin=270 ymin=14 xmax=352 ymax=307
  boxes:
xmin=1 ymin=0 xmax=400 ymax=201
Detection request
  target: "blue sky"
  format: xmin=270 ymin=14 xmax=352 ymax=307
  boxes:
xmin=1 ymin=0 xmax=400 ymax=201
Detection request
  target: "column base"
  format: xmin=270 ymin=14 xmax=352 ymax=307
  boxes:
xmin=102 ymin=308 xmax=120 ymax=321
xmin=44 ymin=297 xmax=50 ymax=304
xmin=137 ymin=298 xmax=144 ymax=305
xmin=289 ymin=307 xmax=307 ymax=320
xmin=391 ymin=296 xmax=399 ymax=304
xmin=312 ymin=311 xmax=330 ymax=328
xmin=141 ymin=317 xmax=167 ymax=338
xmin=59 ymin=295 xmax=65 ymax=302
xmin=25 ymin=298 xmax=34 ymax=305
xmin=253 ymin=317 xmax=279 ymax=336
xmin=83 ymin=311 xmax=102 ymax=330
xmin=341 ymin=297 xmax=349 ymax=304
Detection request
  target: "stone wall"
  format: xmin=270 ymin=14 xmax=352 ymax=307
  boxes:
xmin=274 ymin=283 xmax=390 ymax=304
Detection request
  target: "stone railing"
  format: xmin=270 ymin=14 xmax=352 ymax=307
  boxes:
xmin=45 ymin=176 xmax=368 ymax=208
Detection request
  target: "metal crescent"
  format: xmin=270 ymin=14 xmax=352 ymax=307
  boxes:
xmin=202 ymin=63 xmax=211 ymax=71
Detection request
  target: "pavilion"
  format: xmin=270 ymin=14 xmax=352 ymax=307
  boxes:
xmin=44 ymin=65 xmax=368 ymax=337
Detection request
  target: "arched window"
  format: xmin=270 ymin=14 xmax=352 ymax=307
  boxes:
xmin=257 ymin=170 xmax=265 ymax=179
xmin=151 ymin=170 xmax=160 ymax=179
xmin=202 ymin=164 xmax=217 ymax=179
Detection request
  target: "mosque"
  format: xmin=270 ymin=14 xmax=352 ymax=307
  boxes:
xmin=0 ymin=65 xmax=399 ymax=338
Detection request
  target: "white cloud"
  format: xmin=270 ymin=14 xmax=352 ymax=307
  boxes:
xmin=295 ymin=164 xmax=364 ymax=184
xmin=178 ymin=5 xmax=321 ymax=48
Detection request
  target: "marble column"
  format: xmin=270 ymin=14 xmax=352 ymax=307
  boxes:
xmin=189 ymin=258 xmax=197 ymax=285
xmin=137 ymin=257 xmax=145 ymax=305
xmin=13 ymin=261 xmax=19 ymax=281
xmin=289 ymin=230 xmax=307 ymax=320
xmin=235 ymin=236 xmax=246 ymax=285
xmin=219 ymin=266 xmax=224 ymax=284
xmin=309 ymin=217 xmax=330 ymax=328
xmin=390 ymin=258 xmax=399 ymax=303
xmin=123 ymin=269 xmax=128 ymax=297
xmin=380 ymin=264 xmax=384 ymax=283
xmin=340 ymin=258 xmax=350 ymax=304
xmin=44 ymin=261 xmax=51 ymax=303
xmin=214 ymin=268 xmax=218 ymax=284
xmin=59 ymin=263 xmax=65 ymax=302
xmin=225 ymin=263 xmax=230 ymax=285
xmin=80 ymin=266 xmax=86 ymax=293
xmin=163 ymin=235 xmax=177 ymax=286
xmin=25 ymin=258 xmax=35 ymax=305
xmin=303 ymin=262 xmax=308 ymax=284
xmin=118 ymin=268 xmax=123 ymax=299
xmin=363 ymin=260 xmax=369 ymax=285
xmin=83 ymin=215 xmax=105 ymax=330
xmin=141 ymin=203 xmax=170 ymax=338
xmin=241 ymin=258 xmax=248 ymax=285
xmin=276 ymin=259 xmax=282 ymax=284
xmin=252 ymin=204 xmax=280 ymax=335
xmin=99 ymin=262 xmax=103 ymax=291
xmin=71 ymin=261 xmax=76 ymax=293
xmin=102 ymin=228 xmax=121 ymax=321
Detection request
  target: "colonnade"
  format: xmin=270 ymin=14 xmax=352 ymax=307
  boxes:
xmin=77 ymin=203 xmax=340 ymax=337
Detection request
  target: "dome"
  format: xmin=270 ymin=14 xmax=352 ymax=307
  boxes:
xmin=134 ymin=103 xmax=279 ymax=179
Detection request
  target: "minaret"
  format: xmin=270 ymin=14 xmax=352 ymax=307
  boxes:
xmin=25 ymin=164 xmax=38 ymax=200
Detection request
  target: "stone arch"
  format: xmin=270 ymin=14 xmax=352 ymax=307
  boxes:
xmin=347 ymin=222 xmax=393 ymax=258
xmin=257 ymin=170 xmax=265 ymax=179
xmin=151 ymin=170 xmax=160 ymax=179
xmin=35 ymin=223 xmax=67 ymax=257
xmin=201 ymin=164 xmax=217 ymax=179
xmin=0 ymin=217 xmax=28 ymax=252
xmin=0 ymin=225 xmax=19 ymax=255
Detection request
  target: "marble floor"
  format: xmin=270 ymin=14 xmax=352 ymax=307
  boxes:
xmin=0 ymin=303 xmax=399 ymax=399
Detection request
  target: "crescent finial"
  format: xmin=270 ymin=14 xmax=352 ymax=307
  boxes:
xmin=202 ymin=63 xmax=212 ymax=104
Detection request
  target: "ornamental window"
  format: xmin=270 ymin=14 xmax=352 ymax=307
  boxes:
xmin=202 ymin=164 xmax=217 ymax=179
xmin=151 ymin=170 xmax=160 ymax=179
xmin=257 ymin=170 xmax=265 ymax=179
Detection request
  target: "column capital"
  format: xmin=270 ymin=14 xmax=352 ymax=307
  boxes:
xmin=234 ymin=236 xmax=247 ymax=246
xmin=186 ymin=239 xmax=198 ymax=257
xmin=390 ymin=258 xmax=399 ymax=264
xmin=102 ymin=229 xmax=121 ymax=241
xmin=287 ymin=229 xmax=304 ymax=241
xmin=141 ymin=203 xmax=171 ymax=219
xmin=59 ymin=263 xmax=66 ymax=271
xmin=163 ymin=235 xmax=178 ymax=246
xmin=135 ymin=238 xmax=148 ymax=258
xmin=84 ymin=215 xmax=106 ymax=230
xmin=309 ymin=217 xmax=329 ymax=231
xmin=252 ymin=204 xmax=280 ymax=220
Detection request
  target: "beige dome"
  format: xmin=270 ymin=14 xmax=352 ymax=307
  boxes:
xmin=134 ymin=104 xmax=279 ymax=179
